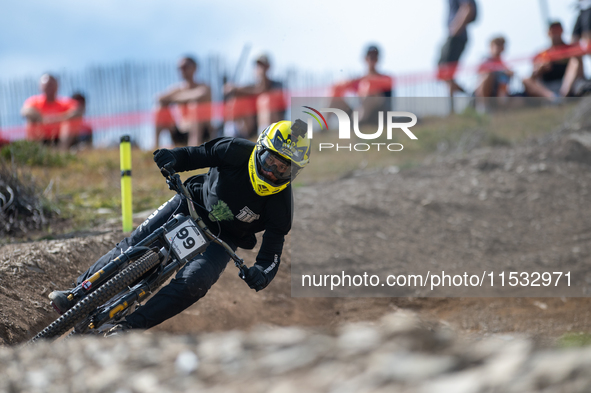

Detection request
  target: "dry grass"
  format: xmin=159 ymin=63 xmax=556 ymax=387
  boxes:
xmin=27 ymin=149 xmax=207 ymax=231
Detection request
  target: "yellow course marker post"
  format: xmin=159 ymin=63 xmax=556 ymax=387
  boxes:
xmin=120 ymin=135 xmax=133 ymax=232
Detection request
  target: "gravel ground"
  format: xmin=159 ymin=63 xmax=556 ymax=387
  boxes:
xmin=3 ymin=311 xmax=591 ymax=393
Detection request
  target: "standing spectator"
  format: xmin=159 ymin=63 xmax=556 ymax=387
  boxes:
xmin=155 ymin=56 xmax=212 ymax=148
xmin=223 ymin=54 xmax=286 ymax=138
xmin=329 ymin=45 xmax=394 ymax=125
xmin=474 ymin=36 xmax=513 ymax=98
xmin=437 ymin=0 xmax=478 ymax=96
xmin=523 ymin=22 xmax=582 ymax=100
xmin=20 ymin=74 xmax=82 ymax=148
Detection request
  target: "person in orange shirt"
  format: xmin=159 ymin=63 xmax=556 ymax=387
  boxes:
xmin=328 ymin=45 xmax=394 ymax=125
xmin=21 ymin=74 xmax=82 ymax=149
xmin=154 ymin=56 xmax=212 ymax=148
xmin=223 ymin=54 xmax=286 ymax=138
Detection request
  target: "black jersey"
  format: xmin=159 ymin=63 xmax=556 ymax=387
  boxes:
xmin=169 ymin=137 xmax=292 ymax=283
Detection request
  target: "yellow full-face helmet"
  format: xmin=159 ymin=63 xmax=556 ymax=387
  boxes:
xmin=248 ymin=120 xmax=311 ymax=196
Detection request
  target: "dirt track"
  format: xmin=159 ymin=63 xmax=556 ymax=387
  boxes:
xmin=2 ymin=103 xmax=591 ymax=346
xmin=3 ymin=228 xmax=591 ymax=347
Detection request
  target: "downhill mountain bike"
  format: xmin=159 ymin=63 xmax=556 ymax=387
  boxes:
xmin=29 ymin=166 xmax=248 ymax=343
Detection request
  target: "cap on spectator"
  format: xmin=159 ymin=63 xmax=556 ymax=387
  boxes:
xmin=255 ymin=54 xmax=270 ymax=67
xmin=548 ymin=21 xmax=562 ymax=30
xmin=366 ymin=45 xmax=380 ymax=56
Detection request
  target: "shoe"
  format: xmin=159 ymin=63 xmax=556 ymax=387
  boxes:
xmin=104 ymin=322 xmax=133 ymax=338
xmin=48 ymin=289 xmax=75 ymax=315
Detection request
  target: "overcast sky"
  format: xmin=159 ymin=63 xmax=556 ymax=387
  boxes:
xmin=0 ymin=0 xmax=581 ymax=83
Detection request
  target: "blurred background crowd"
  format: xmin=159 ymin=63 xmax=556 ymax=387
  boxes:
xmin=0 ymin=0 xmax=590 ymax=150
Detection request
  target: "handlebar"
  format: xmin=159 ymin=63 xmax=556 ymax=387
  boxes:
xmin=160 ymin=165 xmax=248 ymax=279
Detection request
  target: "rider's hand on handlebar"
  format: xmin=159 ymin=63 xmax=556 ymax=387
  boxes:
xmin=153 ymin=149 xmax=177 ymax=175
xmin=242 ymin=265 xmax=268 ymax=291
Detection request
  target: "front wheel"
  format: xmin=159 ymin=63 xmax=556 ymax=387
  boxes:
xmin=28 ymin=250 xmax=161 ymax=343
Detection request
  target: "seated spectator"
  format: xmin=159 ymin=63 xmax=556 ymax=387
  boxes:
xmin=155 ymin=56 xmax=212 ymax=148
xmin=0 ymin=134 xmax=9 ymax=148
xmin=559 ymin=2 xmax=591 ymax=97
xmin=20 ymin=74 xmax=82 ymax=148
xmin=474 ymin=36 xmax=513 ymax=98
xmin=523 ymin=22 xmax=582 ymax=100
xmin=223 ymin=54 xmax=286 ymax=138
xmin=329 ymin=45 xmax=394 ymax=125
xmin=67 ymin=93 xmax=93 ymax=148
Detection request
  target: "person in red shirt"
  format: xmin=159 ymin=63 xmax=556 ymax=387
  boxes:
xmin=68 ymin=93 xmax=93 ymax=149
xmin=523 ymin=22 xmax=582 ymax=100
xmin=474 ymin=36 xmax=513 ymax=98
xmin=21 ymin=74 xmax=82 ymax=148
xmin=154 ymin=56 xmax=212 ymax=148
xmin=0 ymin=135 xmax=9 ymax=148
xmin=328 ymin=45 xmax=394 ymax=125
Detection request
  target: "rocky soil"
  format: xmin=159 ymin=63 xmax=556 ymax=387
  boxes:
xmin=3 ymin=311 xmax=591 ymax=393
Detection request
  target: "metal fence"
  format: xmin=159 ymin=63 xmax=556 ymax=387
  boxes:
xmin=0 ymin=56 xmax=525 ymax=149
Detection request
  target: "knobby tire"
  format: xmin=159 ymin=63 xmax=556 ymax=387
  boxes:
xmin=28 ymin=250 xmax=160 ymax=343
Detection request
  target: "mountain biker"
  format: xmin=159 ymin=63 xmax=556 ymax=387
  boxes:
xmin=48 ymin=120 xmax=311 ymax=332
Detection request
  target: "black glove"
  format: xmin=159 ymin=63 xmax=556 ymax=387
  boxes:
xmin=153 ymin=149 xmax=177 ymax=171
xmin=242 ymin=265 xmax=268 ymax=291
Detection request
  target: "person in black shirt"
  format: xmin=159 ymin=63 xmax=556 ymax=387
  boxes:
xmin=523 ymin=22 xmax=582 ymax=100
xmin=437 ymin=0 xmax=478 ymax=96
xmin=49 ymin=120 xmax=311 ymax=332
xmin=559 ymin=1 xmax=591 ymax=97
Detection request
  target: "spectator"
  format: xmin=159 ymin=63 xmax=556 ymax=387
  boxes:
xmin=67 ymin=93 xmax=93 ymax=148
xmin=437 ymin=0 xmax=478 ymax=96
xmin=328 ymin=45 xmax=394 ymax=125
xmin=0 ymin=134 xmax=9 ymax=148
xmin=20 ymin=74 xmax=82 ymax=148
xmin=474 ymin=36 xmax=513 ymax=98
xmin=559 ymin=1 xmax=591 ymax=97
xmin=223 ymin=54 xmax=286 ymax=138
xmin=573 ymin=0 xmax=591 ymax=44
xmin=155 ymin=56 xmax=212 ymax=148
xmin=523 ymin=22 xmax=582 ymax=100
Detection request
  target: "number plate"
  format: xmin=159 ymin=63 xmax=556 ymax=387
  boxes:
xmin=164 ymin=217 xmax=209 ymax=262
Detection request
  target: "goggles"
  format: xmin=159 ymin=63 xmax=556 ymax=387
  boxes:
xmin=256 ymin=149 xmax=299 ymax=183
